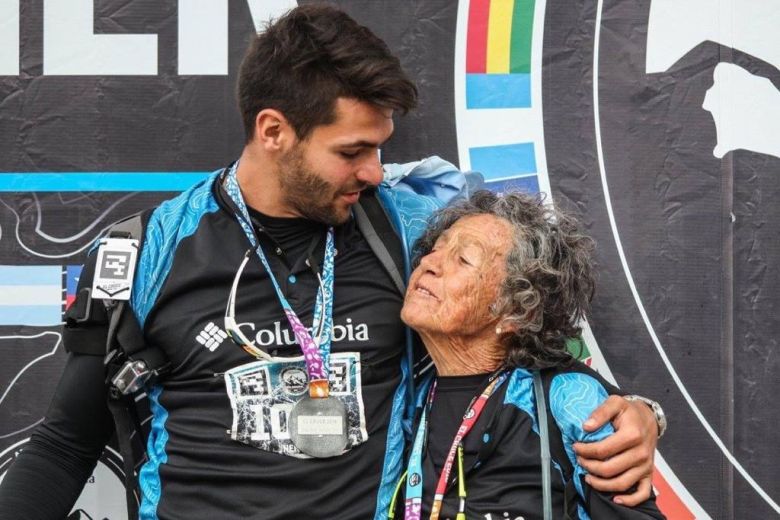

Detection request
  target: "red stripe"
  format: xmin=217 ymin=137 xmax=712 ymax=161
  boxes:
xmin=652 ymin=468 xmax=695 ymax=520
xmin=466 ymin=0 xmax=490 ymax=73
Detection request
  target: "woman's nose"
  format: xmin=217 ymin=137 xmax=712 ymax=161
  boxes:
xmin=419 ymin=251 xmax=442 ymax=275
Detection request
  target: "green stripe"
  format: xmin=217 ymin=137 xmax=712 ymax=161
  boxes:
xmin=509 ymin=0 xmax=535 ymax=74
xmin=566 ymin=337 xmax=591 ymax=361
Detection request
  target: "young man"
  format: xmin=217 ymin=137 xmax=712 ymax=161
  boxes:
xmin=0 ymin=5 xmax=661 ymax=519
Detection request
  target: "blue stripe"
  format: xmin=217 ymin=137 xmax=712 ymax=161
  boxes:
xmin=0 ymin=172 xmax=212 ymax=192
xmin=503 ymin=368 xmax=539 ymax=434
xmin=549 ymin=372 xmax=614 ymax=512
xmin=469 ymin=143 xmax=537 ymax=181
xmin=466 ymin=73 xmax=531 ymax=109
xmin=0 ymin=306 xmax=62 ymax=326
xmin=486 ymin=175 xmax=540 ymax=194
xmin=0 ymin=265 xmax=61 ymax=285
xmin=139 ymin=385 xmax=169 ymax=519
xmin=374 ymin=350 xmax=413 ymax=519
xmin=66 ymin=265 xmax=83 ymax=295
xmin=132 ymin=171 xmax=221 ymax=327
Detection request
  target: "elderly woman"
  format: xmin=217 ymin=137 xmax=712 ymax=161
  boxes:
xmin=396 ymin=191 xmax=665 ymax=520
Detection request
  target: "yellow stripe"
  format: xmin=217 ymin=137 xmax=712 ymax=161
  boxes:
xmin=486 ymin=0 xmax=514 ymax=73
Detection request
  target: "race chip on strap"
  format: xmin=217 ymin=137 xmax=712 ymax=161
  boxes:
xmin=91 ymin=238 xmax=139 ymax=300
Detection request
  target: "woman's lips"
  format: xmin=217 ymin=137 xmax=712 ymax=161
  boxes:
xmin=413 ymin=283 xmax=438 ymax=300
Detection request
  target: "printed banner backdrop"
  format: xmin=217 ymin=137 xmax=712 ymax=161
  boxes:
xmin=1 ymin=1 xmax=778 ymax=518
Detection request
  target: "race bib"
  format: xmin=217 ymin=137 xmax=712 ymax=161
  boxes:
xmin=224 ymin=352 xmax=368 ymax=458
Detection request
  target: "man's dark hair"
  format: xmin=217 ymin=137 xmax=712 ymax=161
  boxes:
xmin=237 ymin=4 xmax=418 ymax=142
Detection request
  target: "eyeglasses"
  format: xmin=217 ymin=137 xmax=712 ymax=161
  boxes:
xmin=223 ymin=248 xmax=329 ymax=361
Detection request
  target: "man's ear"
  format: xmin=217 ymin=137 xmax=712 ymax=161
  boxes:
xmin=253 ymin=108 xmax=296 ymax=152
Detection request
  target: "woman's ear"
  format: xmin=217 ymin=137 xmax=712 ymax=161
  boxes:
xmin=495 ymin=318 xmax=518 ymax=336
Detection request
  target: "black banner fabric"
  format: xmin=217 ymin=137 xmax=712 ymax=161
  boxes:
xmin=1 ymin=1 xmax=778 ymax=518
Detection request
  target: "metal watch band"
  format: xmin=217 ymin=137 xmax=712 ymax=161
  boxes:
xmin=624 ymin=394 xmax=667 ymax=438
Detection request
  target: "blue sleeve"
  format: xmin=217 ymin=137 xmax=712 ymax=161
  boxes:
xmin=549 ymin=373 xmax=614 ymax=501
xmin=549 ymin=373 xmax=665 ymax=520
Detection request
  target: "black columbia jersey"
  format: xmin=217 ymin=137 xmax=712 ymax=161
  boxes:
xmin=0 ymin=174 xmax=412 ymax=520
xmin=414 ymin=369 xmax=665 ymax=520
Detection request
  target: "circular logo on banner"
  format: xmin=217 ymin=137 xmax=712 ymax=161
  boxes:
xmin=537 ymin=1 xmax=780 ymax=518
xmin=0 ymin=439 xmax=130 ymax=519
xmin=409 ymin=472 xmax=421 ymax=487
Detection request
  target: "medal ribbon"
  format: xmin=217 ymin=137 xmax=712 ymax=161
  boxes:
xmin=404 ymin=371 xmax=509 ymax=520
xmin=223 ymin=163 xmax=335 ymax=395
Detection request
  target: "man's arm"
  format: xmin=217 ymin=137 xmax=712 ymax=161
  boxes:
xmin=574 ymin=395 xmax=660 ymax=506
xmin=0 ymin=352 xmax=115 ymax=519
xmin=555 ymin=360 xmax=662 ymax=505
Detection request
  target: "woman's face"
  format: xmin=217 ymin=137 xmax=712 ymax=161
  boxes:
xmin=401 ymin=214 xmax=514 ymax=339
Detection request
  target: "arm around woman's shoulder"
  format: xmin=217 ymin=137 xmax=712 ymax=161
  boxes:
xmin=549 ymin=371 xmax=666 ymax=519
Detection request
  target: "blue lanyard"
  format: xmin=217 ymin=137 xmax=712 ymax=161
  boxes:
xmin=223 ymin=162 xmax=336 ymax=379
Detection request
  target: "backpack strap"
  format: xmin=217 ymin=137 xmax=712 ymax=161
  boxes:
xmin=64 ymin=212 xmax=169 ymax=520
xmin=354 ymin=189 xmax=405 ymax=294
xmin=354 ymin=190 xmax=424 ymax=436
xmin=540 ymin=368 xmax=579 ymax=519
xmin=533 ymin=370 xmax=554 ymax=520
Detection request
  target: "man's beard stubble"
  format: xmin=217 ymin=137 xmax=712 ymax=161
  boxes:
xmin=278 ymin=146 xmax=353 ymax=226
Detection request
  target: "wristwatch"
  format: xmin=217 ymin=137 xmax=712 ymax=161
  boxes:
xmin=624 ymin=395 xmax=667 ymax=438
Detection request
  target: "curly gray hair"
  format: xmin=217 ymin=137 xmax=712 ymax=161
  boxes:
xmin=412 ymin=190 xmax=596 ymax=369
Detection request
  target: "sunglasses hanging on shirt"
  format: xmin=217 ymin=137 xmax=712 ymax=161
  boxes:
xmin=221 ymin=161 xmax=348 ymax=458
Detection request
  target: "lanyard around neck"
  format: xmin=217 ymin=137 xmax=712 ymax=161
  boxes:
xmin=223 ymin=162 xmax=336 ymax=397
xmin=404 ymin=370 xmax=509 ymax=520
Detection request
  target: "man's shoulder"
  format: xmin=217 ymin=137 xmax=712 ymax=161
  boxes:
xmin=145 ymin=170 xmax=222 ymax=232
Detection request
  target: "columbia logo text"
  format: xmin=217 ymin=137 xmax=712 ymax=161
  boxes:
xmin=236 ymin=319 xmax=369 ymax=348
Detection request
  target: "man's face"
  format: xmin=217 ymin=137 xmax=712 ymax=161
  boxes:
xmin=278 ymin=98 xmax=394 ymax=226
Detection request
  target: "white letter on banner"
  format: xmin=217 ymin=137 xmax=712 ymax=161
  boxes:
xmin=178 ymin=0 xmax=227 ymax=75
xmin=0 ymin=0 xmax=19 ymax=75
xmin=43 ymin=0 xmax=157 ymax=75
xmin=245 ymin=0 xmax=298 ymax=33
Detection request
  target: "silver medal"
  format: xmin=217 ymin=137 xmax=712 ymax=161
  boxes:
xmin=289 ymin=395 xmax=348 ymax=458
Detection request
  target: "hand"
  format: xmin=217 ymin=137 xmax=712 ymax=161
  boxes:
xmin=573 ymin=395 xmax=658 ymax=506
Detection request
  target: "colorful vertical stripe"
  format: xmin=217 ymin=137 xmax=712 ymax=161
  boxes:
xmin=566 ymin=337 xmax=593 ymax=366
xmin=466 ymin=0 xmax=536 ymax=108
xmin=469 ymin=142 xmax=537 ymax=181
xmin=65 ymin=265 xmax=83 ymax=309
xmin=652 ymin=469 xmax=696 ymax=520
xmin=0 ymin=266 xmax=63 ymax=325
xmin=486 ymin=176 xmax=539 ymax=195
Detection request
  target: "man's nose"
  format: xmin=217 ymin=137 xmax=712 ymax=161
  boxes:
xmin=355 ymin=151 xmax=383 ymax=187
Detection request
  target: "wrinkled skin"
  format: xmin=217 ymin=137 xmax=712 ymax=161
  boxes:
xmin=402 ymin=214 xmax=514 ymax=375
